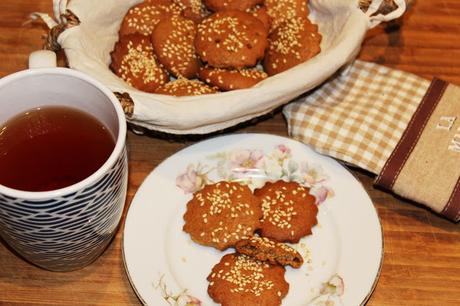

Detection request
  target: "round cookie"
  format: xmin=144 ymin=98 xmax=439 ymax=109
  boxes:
xmin=151 ymin=15 xmax=200 ymax=78
xmin=203 ymin=0 xmax=263 ymax=12
xmin=199 ymin=66 xmax=267 ymax=91
xmin=263 ymin=17 xmax=322 ymax=76
xmin=235 ymin=236 xmax=304 ymax=268
xmin=247 ymin=5 xmax=271 ymax=32
xmin=208 ymin=253 xmax=289 ymax=306
xmin=254 ymin=180 xmax=318 ymax=243
xmin=195 ymin=10 xmax=268 ymax=69
xmin=110 ymin=34 xmax=169 ymax=93
xmin=183 ymin=182 xmax=262 ymax=250
xmin=119 ymin=0 xmax=182 ymax=36
xmin=265 ymin=0 xmax=309 ymax=31
xmin=155 ymin=78 xmax=218 ymax=96
xmin=173 ymin=0 xmax=209 ymax=23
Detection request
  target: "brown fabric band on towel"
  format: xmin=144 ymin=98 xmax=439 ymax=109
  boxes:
xmin=376 ymin=78 xmax=460 ymax=221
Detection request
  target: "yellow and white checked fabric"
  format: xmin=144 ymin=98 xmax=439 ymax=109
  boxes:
xmin=284 ymin=60 xmax=430 ymax=174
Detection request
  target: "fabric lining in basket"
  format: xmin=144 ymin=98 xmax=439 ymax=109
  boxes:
xmin=35 ymin=0 xmax=405 ymax=134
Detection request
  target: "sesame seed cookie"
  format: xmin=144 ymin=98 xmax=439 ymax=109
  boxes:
xmin=254 ymin=180 xmax=318 ymax=243
xmin=203 ymin=0 xmax=263 ymax=12
xmin=235 ymin=236 xmax=304 ymax=268
xmin=183 ymin=182 xmax=262 ymax=251
xmin=207 ymin=253 xmax=289 ymax=306
xmin=119 ymin=0 xmax=182 ymax=36
xmin=247 ymin=5 xmax=271 ymax=33
xmin=263 ymin=17 xmax=322 ymax=76
xmin=195 ymin=10 xmax=268 ymax=69
xmin=155 ymin=78 xmax=218 ymax=96
xmin=151 ymin=15 xmax=200 ymax=78
xmin=110 ymin=34 xmax=169 ymax=93
xmin=198 ymin=66 xmax=267 ymax=91
xmin=265 ymin=0 xmax=310 ymax=31
xmin=173 ymin=0 xmax=209 ymax=23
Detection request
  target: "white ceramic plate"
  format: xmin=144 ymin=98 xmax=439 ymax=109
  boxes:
xmin=123 ymin=134 xmax=383 ymax=306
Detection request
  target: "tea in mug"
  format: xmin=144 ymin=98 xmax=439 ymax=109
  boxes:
xmin=0 ymin=106 xmax=116 ymax=191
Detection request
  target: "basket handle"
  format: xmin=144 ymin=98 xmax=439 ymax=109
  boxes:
xmin=360 ymin=0 xmax=407 ymax=28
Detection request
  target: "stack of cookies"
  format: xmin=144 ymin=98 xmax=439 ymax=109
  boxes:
xmin=182 ymin=180 xmax=319 ymax=305
xmin=110 ymin=0 xmax=322 ymax=96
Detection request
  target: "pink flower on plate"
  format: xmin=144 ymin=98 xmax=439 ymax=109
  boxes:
xmin=229 ymin=149 xmax=265 ymax=177
xmin=272 ymin=144 xmax=292 ymax=165
xmin=176 ymin=164 xmax=207 ymax=193
xmin=310 ymin=186 xmax=334 ymax=205
xmin=185 ymin=295 xmax=202 ymax=306
xmin=299 ymin=162 xmax=328 ymax=186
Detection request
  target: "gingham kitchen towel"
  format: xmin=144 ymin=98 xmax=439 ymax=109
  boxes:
xmin=284 ymin=60 xmax=460 ymax=222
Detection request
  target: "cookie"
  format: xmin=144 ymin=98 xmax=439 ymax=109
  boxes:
xmin=183 ymin=182 xmax=262 ymax=250
xmin=235 ymin=236 xmax=304 ymax=268
xmin=195 ymin=10 xmax=268 ymax=69
xmin=151 ymin=15 xmax=200 ymax=78
xmin=155 ymin=78 xmax=218 ymax=96
xmin=173 ymin=0 xmax=209 ymax=22
xmin=254 ymin=180 xmax=318 ymax=243
xmin=208 ymin=253 xmax=289 ymax=306
xmin=203 ymin=0 xmax=263 ymax=12
xmin=119 ymin=0 xmax=182 ymax=36
xmin=247 ymin=5 xmax=271 ymax=32
xmin=199 ymin=66 xmax=267 ymax=90
xmin=263 ymin=17 xmax=321 ymax=76
xmin=110 ymin=34 xmax=169 ymax=93
xmin=265 ymin=0 xmax=309 ymax=31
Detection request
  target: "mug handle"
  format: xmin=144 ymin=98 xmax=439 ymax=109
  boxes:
xmin=28 ymin=50 xmax=57 ymax=69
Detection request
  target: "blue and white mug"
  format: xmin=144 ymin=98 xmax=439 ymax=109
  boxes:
xmin=0 ymin=51 xmax=128 ymax=271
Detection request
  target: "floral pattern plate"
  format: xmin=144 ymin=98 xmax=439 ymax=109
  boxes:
xmin=122 ymin=134 xmax=383 ymax=306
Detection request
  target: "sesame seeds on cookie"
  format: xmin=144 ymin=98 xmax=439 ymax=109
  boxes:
xmin=110 ymin=34 xmax=169 ymax=93
xmin=265 ymin=0 xmax=310 ymax=31
xmin=183 ymin=182 xmax=262 ymax=251
xmin=263 ymin=17 xmax=322 ymax=76
xmin=254 ymin=180 xmax=318 ymax=243
xmin=173 ymin=0 xmax=209 ymax=22
xmin=151 ymin=14 xmax=200 ymax=78
xmin=207 ymin=253 xmax=289 ymax=306
xmin=119 ymin=0 xmax=182 ymax=36
xmin=199 ymin=66 xmax=267 ymax=90
xmin=203 ymin=0 xmax=263 ymax=12
xmin=235 ymin=236 xmax=304 ymax=268
xmin=195 ymin=10 xmax=268 ymax=69
xmin=155 ymin=78 xmax=218 ymax=96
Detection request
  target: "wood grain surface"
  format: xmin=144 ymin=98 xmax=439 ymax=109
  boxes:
xmin=0 ymin=1 xmax=459 ymax=305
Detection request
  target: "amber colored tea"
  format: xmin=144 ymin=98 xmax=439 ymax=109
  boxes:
xmin=0 ymin=106 xmax=115 ymax=191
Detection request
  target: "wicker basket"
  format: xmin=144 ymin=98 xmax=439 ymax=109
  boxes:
xmin=34 ymin=0 xmax=405 ymax=134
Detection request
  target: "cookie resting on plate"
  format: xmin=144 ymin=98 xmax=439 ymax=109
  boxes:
xmin=254 ymin=180 xmax=318 ymax=243
xmin=235 ymin=235 xmax=304 ymax=268
xmin=207 ymin=253 xmax=289 ymax=306
xmin=183 ymin=182 xmax=262 ymax=250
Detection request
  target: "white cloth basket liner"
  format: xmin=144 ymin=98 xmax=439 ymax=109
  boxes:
xmin=43 ymin=0 xmax=405 ymax=134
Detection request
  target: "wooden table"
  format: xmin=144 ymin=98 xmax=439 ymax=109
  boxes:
xmin=0 ymin=1 xmax=459 ymax=305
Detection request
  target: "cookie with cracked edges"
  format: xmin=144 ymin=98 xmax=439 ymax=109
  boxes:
xmin=207 ymin=253 xmax=289 ymax=306
xmin=254 ymin=180 xmax=318 ymax=243
xmin=183 ymin=182 xmax=262 ymax=251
